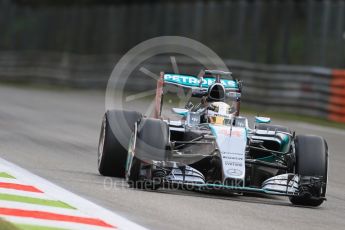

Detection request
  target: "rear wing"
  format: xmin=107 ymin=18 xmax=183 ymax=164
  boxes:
xmin=163 ymin=73 xmax=239 ymax=90
xmin=154 ymin=71 xmax=242 ymax=118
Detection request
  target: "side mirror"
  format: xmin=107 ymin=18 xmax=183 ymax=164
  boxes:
xmin=172 ymin=108 xmax=188 ymax=116
xmin=255 ymin=116 xmax=271 ymax=123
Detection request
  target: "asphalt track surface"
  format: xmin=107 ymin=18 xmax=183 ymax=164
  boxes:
xmin=1 ymin=84 xmax=345 ymax=230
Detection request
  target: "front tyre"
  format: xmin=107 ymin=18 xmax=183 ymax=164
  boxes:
xmin=98 ymin=110 xmax=141 ymax=177
xmin=290 ymin=135 xmax=328 ymax=207
xmin=127 ymin=118 xmax=169 ymax=189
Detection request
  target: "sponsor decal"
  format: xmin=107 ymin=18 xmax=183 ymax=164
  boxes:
xmin=221 ymin=150 xmax=245 ymax=178
xmin=210 ymin=125 xmax=246 ymax=180
xmin=217 ymin=129 xmax=243 ymax=137
xmin=164 ymin=74 xmax=237 ymax=89
xmin=222 ymin=155 xmax=243 ymax=161
xmin=226 ymin=169 xmax=243 ymax=177
xmin=224 ymin=161 xmax=243 ymax=167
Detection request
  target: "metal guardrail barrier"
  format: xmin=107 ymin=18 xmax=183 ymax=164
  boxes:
xmin=0 ymin=51 xmax=343 ymax=122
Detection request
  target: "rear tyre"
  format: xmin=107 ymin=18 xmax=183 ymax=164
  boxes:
xmin=98 ymin=110 xmax=142 ymax=177
xmin=127 ymin=118 xmax=169 ymax=189
xmin=289 ymin=135 xmax=328 ymax=207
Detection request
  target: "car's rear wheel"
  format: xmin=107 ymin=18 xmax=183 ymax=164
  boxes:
xmin=289 ymin=135 xmax=328 ymax=207
xmin=127 ymin=118 xmax=169 ymax=189
xmin=98 ymin=110 xmax=142 ymax=177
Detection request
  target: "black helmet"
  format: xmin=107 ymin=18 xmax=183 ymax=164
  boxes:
xmin=207 ymin=83 xmax=225 ymax=102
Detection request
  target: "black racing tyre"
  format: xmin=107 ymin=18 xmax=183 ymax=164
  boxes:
xmin=98 ymin=110 xmax=142 ymax=177
xmin=135 ymin=118 xmax=169 ymax=161
xmin=289 ymin=135 xmax=328 ymax=207
xmin=127 ymin=118 xmax=169 ymax=188
xmin=256 ymin=124 xmax=291 ymax=134
xmin=127 ymin=156 xmax=141 ymax=188
xmin=127 ymin=156 xmax=149 ymax=189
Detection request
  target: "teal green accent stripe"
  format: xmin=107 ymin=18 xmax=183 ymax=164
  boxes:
xmin=191 ymin=183 xmax=291 ymax=196
xmin=0 ymin=173 xmax=15 ymax=179
xmin=280 ymin=134 xmax=291 ymax=152
xmin=0 ymin=193 xmax=75 ymax=209
xmin=208 ymin=124 xmax=217 ymax=138
xmin=256 ymin=155 xmax=275 ymax=162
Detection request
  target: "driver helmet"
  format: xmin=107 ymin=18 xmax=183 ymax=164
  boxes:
xmin=207 ymin=101 xmax=233 ymax=124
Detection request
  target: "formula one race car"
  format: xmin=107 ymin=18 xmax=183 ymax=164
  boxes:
xmin=98 ymin=70 xmax=328 ymax=207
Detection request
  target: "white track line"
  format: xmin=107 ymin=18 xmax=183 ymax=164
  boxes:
xmin=0 ymin=157 xmax=149 ymax=230
xmin=0 ymin=177 xmax=31 ymax=185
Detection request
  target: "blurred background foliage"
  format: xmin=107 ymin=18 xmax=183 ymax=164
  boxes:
xmin=0 ymin=0 xmax=344 ymax=67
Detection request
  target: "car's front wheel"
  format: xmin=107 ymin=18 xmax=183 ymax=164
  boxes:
xmin=126 ymin=118 xmax=169 ymax=189
xmin=98 ymin=110 xmax=141 ymax=177
xmin=289 ymin=135 xmax=328 ymax=207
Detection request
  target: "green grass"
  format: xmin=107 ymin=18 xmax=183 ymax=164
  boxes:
xmin=0 ymin=218 xmax=20 ymax=230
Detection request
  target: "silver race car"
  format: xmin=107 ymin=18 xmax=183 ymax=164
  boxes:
xmin=98 ymin=70 xmax=328 ymax=207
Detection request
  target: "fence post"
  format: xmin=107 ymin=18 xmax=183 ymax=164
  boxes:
xmin=250 ymin=0 xmax=262 ymax=63
xmin=305 ymin=0 xmax=315 ymax=66
xmin=336 ymin=1 xmax=345 ymax=68
xmin=266 ymin=0 xmax=278 ymax=64
xmin=281 ymin=0 xmax=293 ymax=64
xmin=320 ymin=0 xmax=331 ymax=67
xmin=236 ymin=0 xmax=246 ymax=60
